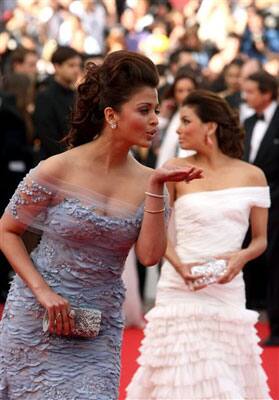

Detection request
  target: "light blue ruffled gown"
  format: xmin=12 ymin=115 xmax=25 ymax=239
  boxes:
xmin=0 ymin=165 xmax=145 ymax=400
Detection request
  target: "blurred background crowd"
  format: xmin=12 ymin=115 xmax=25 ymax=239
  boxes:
xmin=0 ymin=0 xmax=278 ymax=326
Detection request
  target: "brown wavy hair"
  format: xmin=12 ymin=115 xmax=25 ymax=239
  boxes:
xmin=182 ymin=90 xmax=244 ymax=158
xmin=65 ymin=50 xmax=159 ymax=148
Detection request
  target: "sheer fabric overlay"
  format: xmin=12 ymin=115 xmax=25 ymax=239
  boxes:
xmin=5 ymin=161 xmax=145 ymax=239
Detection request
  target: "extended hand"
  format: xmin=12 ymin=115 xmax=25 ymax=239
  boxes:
xmin=152 ymin=164 xmax=203 ymax=185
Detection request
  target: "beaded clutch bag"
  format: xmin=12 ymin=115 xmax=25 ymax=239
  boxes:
xmin=191 ymin=259 xmax=228 ymax=288
xmin=43 ymin=308 xmax=102 ymax=338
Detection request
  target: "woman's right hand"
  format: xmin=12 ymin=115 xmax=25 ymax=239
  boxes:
xmin=174 ymin=262 xmax=207 ymax=291
xmin=34 ymin=287 xmax=75 ymax=336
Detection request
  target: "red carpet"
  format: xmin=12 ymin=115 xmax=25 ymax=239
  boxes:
xmin=119 ymin=325 xmax=279 ymax=400
xmin=1 ymin=305 xmax=278 ymax=399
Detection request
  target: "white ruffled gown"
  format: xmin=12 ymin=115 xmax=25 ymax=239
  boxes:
xmin=126 ymin=187 xmax=271 ymax=400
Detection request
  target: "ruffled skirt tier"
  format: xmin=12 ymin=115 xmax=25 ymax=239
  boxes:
xmin=126 ymin=302 xmax=270 ymax=400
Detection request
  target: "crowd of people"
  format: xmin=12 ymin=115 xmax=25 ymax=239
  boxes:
xmin=0 ymin=0 xmax=278 ymax=399
xmin=0 ymin=0 xmax=278 ymax=77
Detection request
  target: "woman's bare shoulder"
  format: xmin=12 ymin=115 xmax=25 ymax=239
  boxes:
xmin=231 ymin=159 xmax=267 ymax=186
xmin=37 ymin=152 xmax=73 ymax=181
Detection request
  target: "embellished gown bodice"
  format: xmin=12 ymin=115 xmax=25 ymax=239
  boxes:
xmin=29 ymin=196 xmax=143 ymax=311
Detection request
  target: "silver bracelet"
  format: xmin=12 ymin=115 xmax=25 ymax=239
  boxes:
xmin=145 ymin=191 xmax=166 ymax=199
xmin=144 ymin=207 xmax=165 ymax=214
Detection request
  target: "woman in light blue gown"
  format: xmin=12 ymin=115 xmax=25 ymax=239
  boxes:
xmin=0 ymin=51 xmax=203 ymax=400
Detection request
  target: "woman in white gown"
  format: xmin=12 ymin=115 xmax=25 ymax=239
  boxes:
xmin=127 ymin=90 xmax=271 ymax=400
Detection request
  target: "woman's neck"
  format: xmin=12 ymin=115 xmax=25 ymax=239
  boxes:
xmin=82 ymin=132 xmax=132 ymax=173
xmin=193 ymin=149 xmax=229 ymax=170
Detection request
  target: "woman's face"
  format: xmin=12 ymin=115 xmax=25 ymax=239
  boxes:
xmin=177 ymin=105 xmax=206 ymax=150
xmin=174 ymin=78 xmax=196 ymax=106
xmin=225 ymin=64 xmax=241 ymax=92
xmin=115 ymin=86 xmax=159 ymax=148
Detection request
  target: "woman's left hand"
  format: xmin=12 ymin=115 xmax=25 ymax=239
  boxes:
xmin=217 ymin=251 xmax=246 ymax=284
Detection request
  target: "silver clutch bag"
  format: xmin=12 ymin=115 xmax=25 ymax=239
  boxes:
xmin=43 ymin=307 xmax=102 ymax=338
xmin=191 ymin=259 xmax=228 ymax=288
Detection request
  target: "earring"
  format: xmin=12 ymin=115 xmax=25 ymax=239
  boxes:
xmin=110 ymin=122 xmax=117 ymax=129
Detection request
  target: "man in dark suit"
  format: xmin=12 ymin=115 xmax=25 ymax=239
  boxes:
xmin=243 ymin=71 xmax=279 ymax=346
xmin=33 ymin=46 xmax=82 ymax=159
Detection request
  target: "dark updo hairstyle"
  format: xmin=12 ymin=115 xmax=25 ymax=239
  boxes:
xmin=66 ymin=50 xmax=159 ymax=148
xmin=182 ymin=90 xmax=244 ymax=159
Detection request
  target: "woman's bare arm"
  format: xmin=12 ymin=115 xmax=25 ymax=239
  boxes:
xmin=135 ymin=164 xmax=203 ymax=266
xmin=0 ymin=160 xmax=74 ymax=335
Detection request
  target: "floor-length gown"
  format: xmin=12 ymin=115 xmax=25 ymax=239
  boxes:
xmin=0 ymin=164 xmax=145 ymax=400
xmin=127 ymin=186 xmax=271 ymax=400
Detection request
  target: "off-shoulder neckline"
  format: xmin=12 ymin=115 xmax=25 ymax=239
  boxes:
xmin=175 ymin=186 xmax=269 ymax=204
xmin=28 ymin=164 xmax=146 ymax=215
